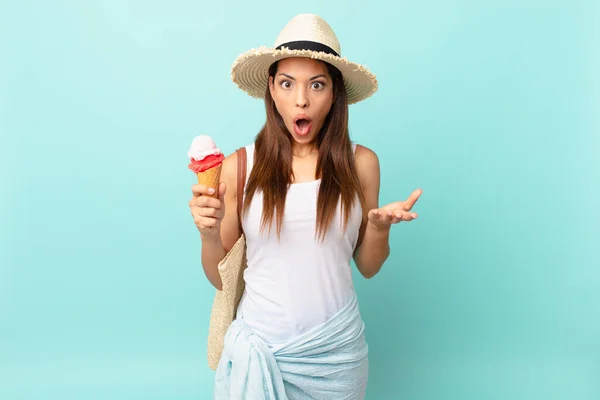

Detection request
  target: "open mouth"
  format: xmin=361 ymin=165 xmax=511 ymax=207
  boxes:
xmin=293 ymin=116 xmax=312 ymax=136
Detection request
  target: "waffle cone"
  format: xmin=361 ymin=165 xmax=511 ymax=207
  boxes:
xmin=197 ymin=164 xmax=222 ymax=198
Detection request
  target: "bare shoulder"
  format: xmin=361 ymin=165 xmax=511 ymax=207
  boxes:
xmin=354 ymin=144 xmax=380 ymax=179
xmin=354 ymin=144 xmax=380 ymax=211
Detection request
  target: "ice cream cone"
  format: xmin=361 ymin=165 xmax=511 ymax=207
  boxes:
xmin=197 ymin=165 xmax=222 ymax=198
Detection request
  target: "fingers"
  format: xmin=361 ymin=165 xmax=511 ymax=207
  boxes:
xmin=189 ymin=182 xmax=226 ymax=235
xmin=189 ymin=191 xmax=222 ymax=209
xmin=369 ymin=208 xmax=418 ymax=225
xmin=369 ymin=209 xmax=401 ymax=225
xmin=192 ymin=207 xmax=219 ymax=218
xmin=191 ymin=206 xmax=222 ymax=231
xmin=192 ymin=215 xmax=219 ymax=230
xmin=370 ymin=209 xmax=392 ymax=222
xmin=403 ymin=188 xmax=423 ymax=211
xmin=192 ymin=184 xmax=217 ymax=198
xmin=397 ymin=211 xmax=418 ymax=221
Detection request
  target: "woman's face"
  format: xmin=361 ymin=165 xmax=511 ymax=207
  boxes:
xmin=269 ymin=57 xmax=334 ymax=145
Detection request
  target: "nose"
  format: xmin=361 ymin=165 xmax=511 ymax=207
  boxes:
xmin=296 ymin=87 xmax=309 ymax=108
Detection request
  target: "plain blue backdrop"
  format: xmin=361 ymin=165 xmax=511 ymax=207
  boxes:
xmin=1 ymin=1 xmax=599 ymax=399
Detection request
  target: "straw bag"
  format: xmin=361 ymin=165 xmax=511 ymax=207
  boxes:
xmin=207 ymin=146 xmax=247 ymax=371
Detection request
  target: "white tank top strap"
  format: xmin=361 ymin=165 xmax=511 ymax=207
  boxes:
xmin=244 ymin=143 xmax=255 ymax=187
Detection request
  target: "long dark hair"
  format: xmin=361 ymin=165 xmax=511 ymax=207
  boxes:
xmin=243 ymin=59 xmax=366 ymax=241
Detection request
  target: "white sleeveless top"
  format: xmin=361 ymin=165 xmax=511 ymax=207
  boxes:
xmin=236 ymin=143 xmax=363 ymax=350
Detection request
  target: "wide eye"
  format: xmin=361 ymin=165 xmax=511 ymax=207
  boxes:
xmin=311 ymin=81 xmax=325 ymax=90
xmin=280 ymin=80 xmax=292 ymax=89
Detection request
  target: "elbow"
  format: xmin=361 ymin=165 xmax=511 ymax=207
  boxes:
xmin=363 ymin=261 xmax=385 ymax=279
xmin=202 ymin=264 xmax=223 ymax=291
xmin=356 ymin=250 xmax=389 ymax=279
xmin=209 ymin=273 xmax=223 ymax=291
xmin=361 ymin=269 xmax=380 ymax=279
xmin=212 ymin=280 xmax=223 ymax=291
xmin=356 ymin=260 xmax=385 ymax=279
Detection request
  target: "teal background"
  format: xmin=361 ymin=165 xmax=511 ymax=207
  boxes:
xmin=1 ymin=0 xmax=598 ymax=399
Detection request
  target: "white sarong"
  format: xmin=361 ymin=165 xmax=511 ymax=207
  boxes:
xmin=214 ymin=292 xmax=369 ymax=399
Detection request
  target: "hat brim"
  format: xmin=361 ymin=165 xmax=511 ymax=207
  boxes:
xmin=231 ymin=46 xmax=378 ymax=105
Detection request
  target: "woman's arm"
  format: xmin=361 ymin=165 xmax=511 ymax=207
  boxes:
xmin=193 ymin=151 xmax=241 ymax=290
xmin=352 ymin=145 xmax=389 ymax=278
xmin=352 ymin=145 xmax=422 ymax=279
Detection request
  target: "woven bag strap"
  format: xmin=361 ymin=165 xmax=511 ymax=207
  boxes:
xmin=236 ymin=147 xmax=247 ymax=235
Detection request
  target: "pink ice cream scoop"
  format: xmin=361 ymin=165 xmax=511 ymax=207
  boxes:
xmin=187 ymin=135 xmax=225 ymax=173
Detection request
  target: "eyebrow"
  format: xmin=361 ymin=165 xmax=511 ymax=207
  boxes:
xmin=277 ymin=73 xmax=327 ymax=81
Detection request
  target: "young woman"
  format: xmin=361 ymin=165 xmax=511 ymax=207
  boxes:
xmin=189 ymin=14 xmax=422 ymax=399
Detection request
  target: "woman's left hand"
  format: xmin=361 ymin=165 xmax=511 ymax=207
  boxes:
xmin=367 ymin=188 xmax=423 ymax=230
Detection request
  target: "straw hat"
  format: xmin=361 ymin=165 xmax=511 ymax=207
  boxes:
xmin=231 ymin=14 xmax=378 ymax=104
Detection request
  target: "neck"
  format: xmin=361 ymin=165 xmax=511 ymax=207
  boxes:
xmin=291 ymin=142 xmax=318 ymax=158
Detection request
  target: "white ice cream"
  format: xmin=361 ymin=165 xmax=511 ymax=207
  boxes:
xmin=187 ymin=135 xmax=222 ymax=160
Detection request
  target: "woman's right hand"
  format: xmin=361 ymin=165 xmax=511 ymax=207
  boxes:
xmin=189 ymin=182 xmax=227 ymax=238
